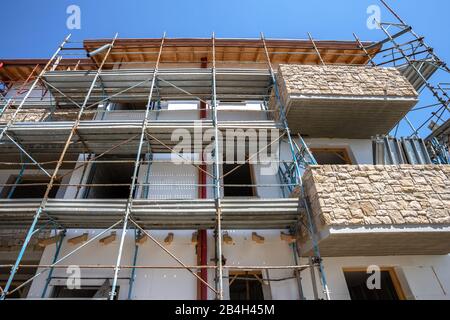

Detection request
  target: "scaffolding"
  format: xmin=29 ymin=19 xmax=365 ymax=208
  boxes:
xmin=0 ymin=0 xmax=448 ymax=300
xmin=2 ymin=31 xmax=366 ymax=300
xmin=354 ymin=0 xmax=450 ymax=163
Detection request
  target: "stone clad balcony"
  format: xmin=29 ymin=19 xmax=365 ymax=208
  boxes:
xmin=272 ymin=64 xmax=419 ymax=138
xmin=298 ymin=165 xmax=450 ymax=256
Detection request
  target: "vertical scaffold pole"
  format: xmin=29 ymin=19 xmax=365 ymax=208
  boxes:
xmin=1 ymin=34 xmax=116 ymax=300
xmin=211 ymin=32 xmax=224 ymax=300
xmin=127 ymin=229 xmax=140 ymax=300
xmin=41 ymin=230 xmax=66 ymax=298
xmin=260 ymin=33 xmax=330 ymax=300
xmin=109 ymin=33 xmax=166 ymax=300
xmin=0 ymin=35 xmax=76 ymax=300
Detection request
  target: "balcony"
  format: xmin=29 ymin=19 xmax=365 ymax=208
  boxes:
xmin=298 ymin=164 xmax=450 ymax=256
xmin=272 ymin=65 xmax=418 ymax=138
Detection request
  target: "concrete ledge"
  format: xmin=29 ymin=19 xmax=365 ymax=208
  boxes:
xmin=301 ymin=224 xmax=450 ymax=256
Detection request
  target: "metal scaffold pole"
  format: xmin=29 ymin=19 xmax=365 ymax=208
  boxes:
xmin=109 ymin=33 xmax=166 ymax=300
xmin=0 ymin=35 xmax=71 ymax=142
xmin=211 ymin=32 xmax=224 ymax=300
xmin=0 ymin=33 xmax=116 ymax=300
xmin=260 ymin=32 xmax=330 ymax=300
xmin=41 ymin=230 xmax=66 ymax=298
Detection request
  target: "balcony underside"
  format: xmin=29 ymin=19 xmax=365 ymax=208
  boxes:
xmin=0 ymin=198 xmax=301 ymax=230
xmin=285 ymin=96 xmax=417 ymax=138
xmin=302 ymin=225 xmax=450 ymax=256
xmin=274 ymin=64 xmax=418 ymax=138
xmin=0 ymin=120 xmax=280 ymax=155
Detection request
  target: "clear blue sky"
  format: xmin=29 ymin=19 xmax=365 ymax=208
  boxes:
xmin=2 ymin=0 xmax=449 ymax=137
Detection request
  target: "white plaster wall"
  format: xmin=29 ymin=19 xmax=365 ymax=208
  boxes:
xmin=218 ymin=110 xmax=267 ymax=121
xmin=252 ymin=163 xmax=283 ymax=198
xmin=27 ymin=229 xmax=198 ymax=300
xmin=207 ymin=230 xmax=301 ymax=300
xmin=64 ymin=154 xmax=93 ymax=199
xmin=131 ymin=230 xmax=197 ymax=300
xmin=14 ymin=107 xmax=449 ymax=301
xmin=138 ymin=154 xmax=198 ymax=200
xmin=26 ymin=226 xmax=450 ymax=300
xmin=304 ymin=138 xmax=373 ymax=164
xmin=299 ymin=255 xmax=450 ymax=300
xmin=279 ymin=138 xmax=372 ymax=168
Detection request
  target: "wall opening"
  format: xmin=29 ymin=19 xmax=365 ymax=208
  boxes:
xmin=310 ymin=148 xmax=352 ymax=165
xmin=84 ymin=158 xmax=134 ymax=199
xmin=229 ymin=271 xmax=265 ymax=300
xmin=223 ymin=163 xmax=255 ymax=197
xmin=1 ymin=175 xmax=58 ymax=199
xmin=51 ymin=285 xmax=118 ymax=299
xmin=113 ymin=102 xmax=147 ymax=110
xmin=343 ymin=268 xmax=405 ymax=300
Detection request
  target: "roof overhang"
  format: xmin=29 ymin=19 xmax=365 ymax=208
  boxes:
xmin=83 ymin=37 xmax=382 ymax=69
xmin=0 ymin=58 xmax=93 ymax=83
xmin=1 ymin=37 xmax=382 ymax=83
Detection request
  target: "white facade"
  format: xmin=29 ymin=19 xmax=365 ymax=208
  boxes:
xmin=1 ymin=100 xmax=449 ymax=300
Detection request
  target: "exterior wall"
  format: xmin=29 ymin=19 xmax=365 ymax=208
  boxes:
xmin=4 ymin=91 xmax=449 ymax=300
xmin=138 ymin=154 xmax=198 ymax=200
xmin=26 ymin=230 xmax=450 ymax=300
xmin=27 ymin=229 xmax=300 ymax=300
xmin=299 ymin=255 xmax=450 ymax=300
xmin=207 ymin=230 xmax=300 ymax=300
xmin=304 ymin=138 xmax=373 ymax=164
xmin=27 ymin=229 xmax=198 ymax=299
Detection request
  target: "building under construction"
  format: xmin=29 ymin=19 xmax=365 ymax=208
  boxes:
xmin=0 ymin=2 xmax=449 ymax=300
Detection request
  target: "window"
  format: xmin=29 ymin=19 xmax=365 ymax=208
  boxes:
xmin=1 ymin=175 xmax=58 ymax=199
xmin=51 ymin=284 xmax=118 ymax=299
xmin=229 ymin=271 xmax=265 ymax=300
xmin=84 ymin=158 xmax=134 ymax=199
xmin=113 ymin=102 xmax=147 ymax=110
xmin=310 ymin=148 xmax=352 ymax=165
xmin=343 ymin=268 xmax=405 ymax=300
xmin=217 ymin=102 xmax=264 ymax=110
xmin=223 ymin=163 xmax=255 ymax=197
xmin=167 ymin=101 xmax=198 ymax=110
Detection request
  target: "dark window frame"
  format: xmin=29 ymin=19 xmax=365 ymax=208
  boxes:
xmin=343 ymin=267 xmax=406 ymax=300
xmin=229 ymin=270 xmax=265 ymax=300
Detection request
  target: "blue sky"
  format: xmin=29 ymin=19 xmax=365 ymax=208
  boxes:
xmin=2 ymin=0 xmax=449 ymax=137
